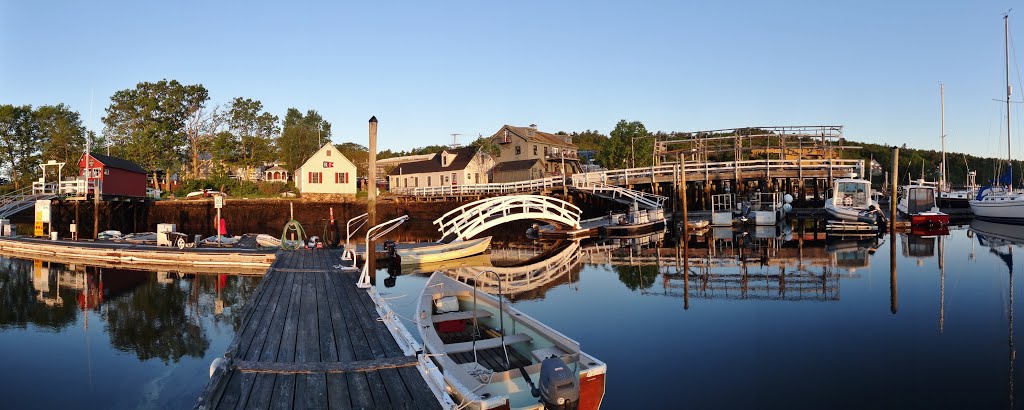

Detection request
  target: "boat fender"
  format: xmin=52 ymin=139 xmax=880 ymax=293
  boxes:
xmin=210 ymin=357 xmax=227 ymax=378
xmin=538 ymin=356 xmax=579 ymax=409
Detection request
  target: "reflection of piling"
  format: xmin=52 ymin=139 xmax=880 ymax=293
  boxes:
xmin=889 ymin=229 xmax=898 ymax=314
xmin=367 ymin=116 xmax=378 ymax=285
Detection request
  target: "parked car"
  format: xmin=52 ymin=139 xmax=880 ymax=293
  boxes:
xmin=146 ymin=187 xmax=162 ymax=199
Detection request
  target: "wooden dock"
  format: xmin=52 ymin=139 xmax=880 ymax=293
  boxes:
xmin=196 ymin=249 xmax=445 ymax=409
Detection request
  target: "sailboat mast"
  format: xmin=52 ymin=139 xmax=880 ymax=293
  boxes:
xmin=941 ymin=83 xmax=946 ymax=191
xmin=1006 ymin=14 xmax=1013 ymax=191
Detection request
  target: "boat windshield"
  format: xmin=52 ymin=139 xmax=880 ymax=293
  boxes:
xmin=836 ymin=181 xmax=869 ymax=208
xmin=908 ymin=187 xmax=936 ymax=214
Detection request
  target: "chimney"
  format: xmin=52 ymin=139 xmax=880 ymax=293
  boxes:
xmin=529 ymin=124 xmax=537 ymax=130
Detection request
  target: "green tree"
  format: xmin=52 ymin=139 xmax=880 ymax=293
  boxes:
xmin=276 ymin=108 xmax=329 ymax=172
xmin=598 ymin=120 xmax=652 ymax=169
xmin=470 ymin=136 xmax=500 ymax=156
xmin=220 ymin=98 xmax=279 ymax=180
xmin=182 ymin=88 xmax=213 ymax=180
xmin=0 ymin=104 xmax=41 ymax=188
xmin=36 ymin=104 xmax=87 ymax=178
xmin=102 ymin=80 xmax=207 ymax=189
xmin=335 ymin=142 xmax=369 ymax=175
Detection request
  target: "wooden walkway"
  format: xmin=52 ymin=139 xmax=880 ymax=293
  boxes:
xmin=196 ymin=249 xmax=442 ymax=409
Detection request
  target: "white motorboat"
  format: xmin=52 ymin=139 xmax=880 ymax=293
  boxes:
xmin=417 ymin=272 xmax=607 ymax=410
xmin=824 ymin=178 xmax=885 ymax=225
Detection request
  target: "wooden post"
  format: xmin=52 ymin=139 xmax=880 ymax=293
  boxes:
xmin=890 ymin=147 xmax=899 ymax=235
xmin=93 ymin=180 xmax=100 ymax=239
xmin=367 ymin=116 xmax=378 ymax=286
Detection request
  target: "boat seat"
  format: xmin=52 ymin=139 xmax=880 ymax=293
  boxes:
xmin=531 ymin=346 xmax=569 ymax=362
xmin=444 ymin=333 xmax=532 ymax=354
xmin=432 ymin=310 xmax=494 ymax=323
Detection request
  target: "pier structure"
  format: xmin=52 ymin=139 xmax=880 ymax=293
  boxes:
xmin=197 ymin=249 xmax=449 ymax=409
xmin=393 ymin=125 xmax=865 ymax=212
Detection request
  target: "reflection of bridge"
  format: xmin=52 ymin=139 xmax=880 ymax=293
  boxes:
xmin=445 ymin=241 xmax=582 ymax=298
xmin=434 ymin=195 xmax=581 ymax=242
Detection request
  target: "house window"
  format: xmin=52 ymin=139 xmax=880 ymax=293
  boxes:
xmin=427 ymin=176 xmax=432 ymax=186
xmin=335 ymin=172 xmax=349 ymax=184
xmin=103 ymin=169 xmax=109 ymax=175
xmin=451 ymin=173 xmax=457 ymax=185
xmin=309 ymin=172 xmax=322 ymax=183
xmin=326 ymin=150 xmax=331 ymax=156
xmin=544 ymin=147 xmax=549 ymax=155
xmin=475 ymin=173 xmax=479 ymax=183
xmin=515 ymin=146 xmax=521 ymax=155
xmin=443 ymin=155 xmax=447 ymax=166
xmin=533 ymin=145 xmax=537 ymax=156
xmin=404 ymin=178 xmax=408 ymax=187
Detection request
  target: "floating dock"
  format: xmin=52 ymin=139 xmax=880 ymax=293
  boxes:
xmin=0 ymin=236 xmax=275 ymax=271
xmin=196 ymin=249 xmax=446 ymax=409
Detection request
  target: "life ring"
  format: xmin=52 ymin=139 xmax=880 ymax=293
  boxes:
xmin=842 ymin=196 xmax=853 ymax=207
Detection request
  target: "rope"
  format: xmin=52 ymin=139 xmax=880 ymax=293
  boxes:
xmin=280 ymin=219 xmax=307 ymax=251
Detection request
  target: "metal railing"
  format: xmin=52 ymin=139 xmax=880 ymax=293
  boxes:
xmin=434 ymin=195 xmax=582 ymax=242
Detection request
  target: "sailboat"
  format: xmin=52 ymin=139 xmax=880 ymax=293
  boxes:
xmin=969 ymin=14 xmax=1024 ymax=223
xmin=936 ymin=84 xmax=975 ymax=213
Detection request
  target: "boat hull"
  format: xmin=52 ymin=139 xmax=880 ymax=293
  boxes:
xmin=825 ymin=198 xmax=881 ymax=224
xmin=396 ymin=236 xmax=492 ymax=265
xmin=969 ymin=199 xmax=1024 ymax=224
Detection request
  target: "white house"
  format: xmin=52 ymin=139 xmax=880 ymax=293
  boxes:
xmin=295 ymin=143 xmax=358 ymax=194
xmin=388 ymin=147 xmax=494 ymax=192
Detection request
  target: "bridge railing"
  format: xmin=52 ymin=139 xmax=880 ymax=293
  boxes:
xmin=572 ymin=158 xmax=863 ymax=185
xmin=392 ymin=176 xmax=564 ymax=197
xmin=434 ymin=195 xmax=582 ymax=242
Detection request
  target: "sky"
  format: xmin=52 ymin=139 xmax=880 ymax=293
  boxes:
xmin=2 ymin=0 xmax=1023 ymax=159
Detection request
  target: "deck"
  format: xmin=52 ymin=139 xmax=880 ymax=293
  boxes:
xmin=196 ymin=249 xmax=443 ymax=409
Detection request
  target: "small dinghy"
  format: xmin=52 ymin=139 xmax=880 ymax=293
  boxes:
xmin=396 ymin=236 xmax=492 ymax=266
xmin=417 ymin=272 xmax=607 ymax=409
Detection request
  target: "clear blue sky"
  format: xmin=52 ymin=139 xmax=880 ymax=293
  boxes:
xmin=2 ymin=1 xmax=1022 ymax=158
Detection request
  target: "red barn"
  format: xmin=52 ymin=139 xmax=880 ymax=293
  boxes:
xmin=77 ymin=152 xmax=148 ymax=198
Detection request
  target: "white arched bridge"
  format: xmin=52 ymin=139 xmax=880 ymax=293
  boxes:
xmin=434 ymin=195 xmax=581 ymax=243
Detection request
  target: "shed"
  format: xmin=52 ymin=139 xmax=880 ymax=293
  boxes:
xmin=77 ymin=152 xmax=148 ymax=197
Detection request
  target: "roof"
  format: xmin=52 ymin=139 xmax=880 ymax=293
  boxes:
xmin=492 ymin=125 xmax=575 ymax=148
xmin=86 ymin=152 xmax=147 ymax=173
xmin=492 ymin=159 xmax=540 ymax=172
xmin=265 ymin=166 xmax=288 ymax=172
xmin=388 ymin=147 xmax=481 ymax=176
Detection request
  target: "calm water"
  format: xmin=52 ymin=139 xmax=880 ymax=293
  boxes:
xmin=0 ymin=220 xmax=1022 ymax=408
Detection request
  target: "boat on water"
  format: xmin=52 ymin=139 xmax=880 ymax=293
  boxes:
xmin=824 ymin=178 xmax=886 ymax=225
xmin=970 ymin=15 xmax=1024 ymax=223
xmin=417 ymin=272 xmax=607 ymax=410
xmin=398 ymin=253 xmax=493 ymax=275
xmin=395 ymin=236 xmax=492 ymax=265
xmin=897 ymin=184 xmax=950 ymax=227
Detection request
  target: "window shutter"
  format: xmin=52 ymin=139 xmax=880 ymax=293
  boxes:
xmin=308 ymin=172 xmax=311 ymax=183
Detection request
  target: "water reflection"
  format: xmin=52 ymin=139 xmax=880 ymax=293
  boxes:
xmin=970 ymin=219 xmax=1021 ymax=408
xmin=0 ymin=257 xmax=260 ymax=408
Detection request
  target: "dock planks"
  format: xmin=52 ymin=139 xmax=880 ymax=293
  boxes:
xmin=196 ymin=249 xmax=440 ymax=409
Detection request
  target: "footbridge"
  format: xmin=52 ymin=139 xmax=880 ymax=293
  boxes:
xmin=434 ymin=195 xmax=581 ymax=243
xmin=571 ymin=180 xmax=666 ymax=210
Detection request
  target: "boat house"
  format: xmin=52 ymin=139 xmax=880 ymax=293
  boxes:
xmin=77 ymin=152 xmax=147 ymax=198
xmin=294 ymin=143 xmax=358 ymax=195
xmin=487 ymin=124 xmax=581 ymax=183
xmin=388 ymin=147 xmax=493 ymax=192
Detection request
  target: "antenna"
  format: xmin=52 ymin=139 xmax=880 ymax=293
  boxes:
xmin=450 ymin=133 xmax=462 ymax=149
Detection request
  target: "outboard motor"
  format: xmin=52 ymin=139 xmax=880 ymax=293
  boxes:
xmin=382 ymin=240 xmax=398 ymax=259
xmin=538 ymin=357 xmax=579 ymax=409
